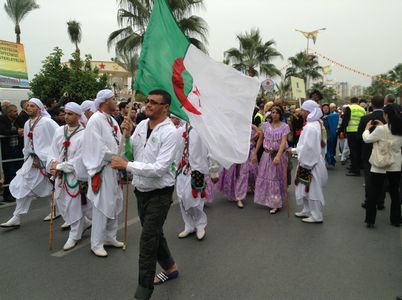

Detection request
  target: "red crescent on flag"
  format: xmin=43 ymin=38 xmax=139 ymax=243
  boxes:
xmin=172 ymin=58 xmax=201 ymax=115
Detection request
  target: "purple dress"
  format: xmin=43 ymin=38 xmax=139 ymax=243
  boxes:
xmin=254 ymin=122 xmax=290 ymax=208
xmin=234 ymin=128 xmax=259 ymax=200
xmin=218 ymin=128 xmax=259 ymax=202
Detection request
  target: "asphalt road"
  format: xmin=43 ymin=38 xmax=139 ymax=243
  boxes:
xmin=0 ymin=161 xmax=401 ymax=300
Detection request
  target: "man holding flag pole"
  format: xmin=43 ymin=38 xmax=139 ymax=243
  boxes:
xmin=112 ymin=0 xmax=259 ymax=298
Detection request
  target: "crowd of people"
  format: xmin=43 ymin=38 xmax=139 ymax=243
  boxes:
xmin=0 ymin=88 xmax=400 ymax=299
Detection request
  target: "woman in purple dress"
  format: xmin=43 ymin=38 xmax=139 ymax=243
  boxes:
xmin=253 ymin=106 xmax=290 ymax=214
xmin=217 ymin=126 xmax=260 ymax=208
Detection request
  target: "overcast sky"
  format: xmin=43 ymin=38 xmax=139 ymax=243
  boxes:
xmin=1 ymin=0 xmax=401 ymax=87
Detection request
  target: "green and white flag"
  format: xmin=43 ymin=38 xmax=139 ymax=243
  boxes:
xmin=135 ymin=0 xmax=260 ymax=168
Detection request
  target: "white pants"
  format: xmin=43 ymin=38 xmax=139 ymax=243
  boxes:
xmin=339 ymin=139 xmax=350 ymax=162
xmin=91 ymin=206 xmax=118 ymax=250
xmin=69 ymin=217 xmax=85 ymax=241
xmin=14 ymin=195 xmax=60 ymax=218
xmin=13 ymin=195 xmax=34 ymax=216
xmin=179 ymin=201 xmax=207 ymax=232
xmin=301 ymin=198 xmax=323 ymax=221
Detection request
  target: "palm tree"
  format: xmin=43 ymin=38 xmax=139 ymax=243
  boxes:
xmin=67 ymin=20 xmax=82 ymax=54
xmin=275 ymin=80 xmax=291 ymax=99
xmin=285 ymin=51 xmax=323 ymax=89
xmin=112 ymin=49 xmax=139 ymax=89
xmin=108 ymin=0 xmax=208 ymax=54
xmin=4 ymin=0 xmax=39 ymax=43
xmin=224 ymin=28 xmax=282 ymax=78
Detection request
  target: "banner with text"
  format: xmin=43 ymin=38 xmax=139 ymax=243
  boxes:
xmin=0 ymin=40 xmax=29 ymax=88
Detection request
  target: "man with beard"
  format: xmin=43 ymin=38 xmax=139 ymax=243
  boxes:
xmin=82 ymin=90 xmax=124 ymax=257
xmin=0 ymin=99 xmax=59 ymax=228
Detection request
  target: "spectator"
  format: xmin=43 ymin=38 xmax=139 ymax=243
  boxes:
xmin=52 ymin=107 xmax=66 ymax=126
xmin=0 ymin=105 xmax=24 ymax=202
xmin=384 ymin=94 xmax=395 ymax=106
xmin=358 ymin=96 xmax=386 ymax=209
xmin=1 ymin=100 xmax=11 ymax=115
xmin=114 ymin=101 xmax=128 ymax=125
xmin=362 ymin=103 xmax=402 ymax=228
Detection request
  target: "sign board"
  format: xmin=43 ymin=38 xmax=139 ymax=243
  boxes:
xmin=261 ymin=78 xmax=276 ymax=91
xmin=0 ymin=40 xmax=29 ymax=88
xmin=290 ymin=76 xmax=306 ymax=99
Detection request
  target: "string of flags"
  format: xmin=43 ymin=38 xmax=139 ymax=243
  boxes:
xmin=309 ymin=49 xmax=402 ymax=87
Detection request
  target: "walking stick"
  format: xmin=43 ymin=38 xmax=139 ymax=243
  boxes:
xmin=48 ymin=184 xmax=55 ymax=250
xmin=117 ymin=91 xmax=136 ymax=251
xmin=284 ymin=153 xmax=290 ymax=218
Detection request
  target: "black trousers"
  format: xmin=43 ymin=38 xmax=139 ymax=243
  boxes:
xmin=363 ymin=161 xmax=385 ymax=207
xmin=2 ymin=153 xmax=23 ymax=201
xmin=347 ymin=132 xmax=361 ymax=173
xmin=134 ymin=186 xmax=175 ymax=300
xmin=365 ymin=171 xmax=401 ymax=225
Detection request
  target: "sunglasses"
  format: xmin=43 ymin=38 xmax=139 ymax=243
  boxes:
xmin=145 ymin=99 xmax=166 ymax=106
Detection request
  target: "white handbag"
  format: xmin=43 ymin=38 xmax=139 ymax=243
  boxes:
xmin=369 ymin=127 xmax=394 ymax=168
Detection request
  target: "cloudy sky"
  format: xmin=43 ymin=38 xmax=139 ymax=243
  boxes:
xmin=1 ymin=0 xmax=401 ymax=87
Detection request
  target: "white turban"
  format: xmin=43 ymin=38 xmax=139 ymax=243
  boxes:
xmin=28 ymin=98 xmax=51 ymax=118
xmin=65 ymin=102 xmax=82 ymax=115
xmin=81 ymin=100 xmax=96 ymax=113
xmin=94 ymin=89 xmax=114 ymax=110
xmin=301 ymin=100 xmax=323 ymax=122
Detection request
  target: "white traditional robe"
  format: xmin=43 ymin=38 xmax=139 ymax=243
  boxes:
xmin=82 ymin=111 xmax=123 ymax=219
xmin=175 ymin=125 xmax=219 ymax=231
xmin=47 ymin=125 xmax=88 ymax=225
xmin=10 ymin=117 xmax=59 ymax=201
xmin=295 ymin=121 xmax=328 ymax=205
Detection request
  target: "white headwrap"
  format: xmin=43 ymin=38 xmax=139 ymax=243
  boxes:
xmin=81 ymin=100 xmax=96 ymax=113
xmin=301 ymin=100 xmax=323 ymax=122
xmin=65 ymin=102 xmax=82 ymax=115
xmin=28 ymin=98 xmax=51 ymax=118
xmin=94 ymin=89 xmax=114 ymax=110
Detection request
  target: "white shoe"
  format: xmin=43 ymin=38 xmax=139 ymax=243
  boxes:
xmin=294 ymin=211 xmax=310 ymax=218
xmin=178 ymin=230 xmax=193 ymax=239
xmin=61 ymin=222 xmax=70 ymax=230
xmin=196 ymin=228 xmax=206 ymax=240
xmin=63 ymin=238 xmax=77 ymax=251
xmin=83 ymin=217 xmax=92 ymax=232
xmin=43 ymin=213 xmax=60 ymax=222
xmin=0 ymin=216 xmax=21 ymax=228
xmin=237 ymin=200 xmax=244 ymax=208
xmin=92 ymin=247 xmax=108 ymax=257
xmin=104 ymin=239 xmax=124 ymax=248
xmin=301 ymin=217 xmax=323 ymax=224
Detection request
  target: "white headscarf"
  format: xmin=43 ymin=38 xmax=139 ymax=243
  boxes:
xmin=94 ymin=89 xmax=114 ymax=110
xmin=65 ymin=102 xmax=82 ymax=115
xmin=301 ymin=100 xmax=323 ymax=122
xmin=81 ymin=100 xmax=96 ymax=113
xmin=28 ymin=98 xmax=51 ymax=118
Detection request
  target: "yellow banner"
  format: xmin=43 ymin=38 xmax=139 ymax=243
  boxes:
xmin=0 ymin=40 xmax=29 ymax=87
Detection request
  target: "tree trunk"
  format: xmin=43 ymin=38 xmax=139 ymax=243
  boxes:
xmin=15 ymin=24 xmax=21 ymax=44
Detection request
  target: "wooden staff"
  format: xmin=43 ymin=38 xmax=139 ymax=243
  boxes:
xmin=117 ymin=91 xmax=136 ymax=251
xmin=48 ymin=186 xmax=55 ymax=250
xmin=284 ymin=153 xmax=290 ymax=218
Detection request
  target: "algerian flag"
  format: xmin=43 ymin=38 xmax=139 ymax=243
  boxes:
xmin=134 ymin=0 xmax=260 ymax=168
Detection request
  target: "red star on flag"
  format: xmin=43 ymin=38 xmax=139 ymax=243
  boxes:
xmin=99 ymin=63 xmax=105 ymax=69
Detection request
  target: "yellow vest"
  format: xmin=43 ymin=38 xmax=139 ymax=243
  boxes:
xmin=254 ymin=112 xmax=264 ymax=127
xmin=346 ymin=104 xmax=366 ymax=132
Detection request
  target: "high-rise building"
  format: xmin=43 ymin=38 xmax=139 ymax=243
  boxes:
xmin=335 ymin=82 xmax=350 ymax=99
xmin=350 ymin=85 xmax=365 ymax=97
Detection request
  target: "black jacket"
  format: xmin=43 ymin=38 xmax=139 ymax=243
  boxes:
xmin=357 ymin=109 xmax=386 ymax=163
xmin=0 ymin=115 xmax=23 ymax=159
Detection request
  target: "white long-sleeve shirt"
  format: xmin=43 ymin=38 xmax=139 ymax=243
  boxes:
xmin=363 ymin=124 xmax=402 ymax=173
xmin=126 ymin=117 xmax=179 ymax=192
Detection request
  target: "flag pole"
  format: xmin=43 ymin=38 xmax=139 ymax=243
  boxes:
xmin=117 ymin=90 xmax=136 ymax=251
